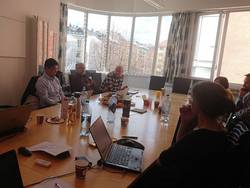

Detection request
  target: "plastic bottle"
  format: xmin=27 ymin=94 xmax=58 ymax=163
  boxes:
xmin=80 ymin=99 xmax=92 ymax=137
xmin=107 ymin=94 xmax=117 ymax=124
xmin=81 ymin=86 xmax=88 ymax=104
xmin=161 ymin=94 xmax=171 ymax=126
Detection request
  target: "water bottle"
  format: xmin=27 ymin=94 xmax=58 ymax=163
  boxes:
xmin=107 ymin=94 xmax=117 ymax=124
xmin=80 ymin=99 xmax=92 ymax=137
xmin=161 ymin=94 xmax=171 ymax=126
xmin=81 ymin=86 xmax=88 ymax=104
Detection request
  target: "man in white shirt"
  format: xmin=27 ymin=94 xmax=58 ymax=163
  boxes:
xmin=36 ymin=58 xmax=64 ymax=107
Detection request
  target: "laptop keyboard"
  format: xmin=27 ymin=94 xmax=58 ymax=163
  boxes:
xmin=107 ymin=144 xmax=132 ymax=166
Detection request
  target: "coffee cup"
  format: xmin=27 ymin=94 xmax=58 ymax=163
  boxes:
xmin=36 ymin=115 xmax=44 ymax=125
xmin=75 ymin=159 xmax=90 ymax=179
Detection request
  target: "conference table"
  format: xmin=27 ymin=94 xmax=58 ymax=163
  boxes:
xmin=0 ymin=90 xmax=187 ymax=188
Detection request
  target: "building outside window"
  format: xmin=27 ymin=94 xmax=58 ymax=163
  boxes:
xmin=107 ymin=16 xmax=132 ymax=73
xmin=130 ymin=16 xmax=158 ymax=75
xmin=66 ymin=9 xmax=86 ymax=72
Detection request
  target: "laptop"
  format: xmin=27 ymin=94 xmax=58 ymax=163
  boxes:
xmin=89 ymin=117 xmax=143 ymax=172
xmin=0 ymin=150 xmax=24 ymax=188
xmin=0 ymin=105 xmax=33 ymax=138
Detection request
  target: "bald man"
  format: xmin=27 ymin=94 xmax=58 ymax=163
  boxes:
xmin=100 ymin=66 xmax=127 ymax=92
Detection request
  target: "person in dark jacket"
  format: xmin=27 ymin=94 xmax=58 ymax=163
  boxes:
xmin=129 ymin=81 xmax=235 ymax=188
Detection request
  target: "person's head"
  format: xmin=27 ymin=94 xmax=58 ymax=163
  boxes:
xmin=114 ymin=66 xmax=124 ymax=78
xmin=44 ymin=58 xmax=59 ymax=77
xmin=243 ymin=73 xmax=250 ymax=92
xmin=214 ymin=76 xmax=229 ymax=89
xmin=75 ymin=63 xmax=85 ymax=75
xmin=191 ymin=81 xmax=235 ymax=119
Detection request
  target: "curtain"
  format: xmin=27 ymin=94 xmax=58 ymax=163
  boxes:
xmin=58 ymin=3 xmax=68 ymax=70
xmin=164 ymin=12 xmax=191 ymax=83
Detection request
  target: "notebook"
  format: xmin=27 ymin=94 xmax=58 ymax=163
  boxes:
xmin=0 ymin=150 xmax=24 ymax=188
xmin=0 ymin=105 xmax=33 ymax=138
xmin=89 ymin=117 xmax=143 ymax=172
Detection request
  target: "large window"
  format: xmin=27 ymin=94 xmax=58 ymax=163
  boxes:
xmin=191 ymin=14 xmax=220 ymax=79
xmin=130 ymin=17 xmax=158 ymax=75
xmin=107 ymin=16 xmax=132 ymax=73
xmin=86 ymin=13 xmax=108 ymax=72
xmin=220 ymin=11 xmax=250 ymax=84
xmin=66 ymin=9 xmax=86 ymax=72
xmin=66 ymin=8 xmax=172 ymax=76
xmin=154 ymin=16 xmax=172 ymax=76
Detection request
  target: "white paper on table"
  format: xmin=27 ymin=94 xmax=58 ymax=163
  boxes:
xmin=28 ymin=142 xmax=72 ymax=156
xmin=33 ymin=178 xmax=74 ymax=188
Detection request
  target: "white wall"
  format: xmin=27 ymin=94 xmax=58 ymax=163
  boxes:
xmin=0 ymin=0 xmax=60 ymax=106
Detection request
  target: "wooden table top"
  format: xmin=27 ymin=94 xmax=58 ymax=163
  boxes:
xmin=0 ymin=91 xmax=187 ymax=188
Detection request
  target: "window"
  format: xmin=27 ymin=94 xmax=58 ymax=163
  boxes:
xmin=86 ymin=13 xmax=108 ymax=72
xmin=154 ymin=16 xmax=172 ymax=76
xmin=66 ymin=9 xmax=86 ymax=72
xmin=191 ymin=14 xmax=220 ymax=79
xmin=65 ymin=8 xmax=173 ymax=75
xmin=107 ymin=16 xmax=132 ymax=73
xmin=130 ymin=17 xmax=158 ymax=76
xmin=220 ymin=11 xmax=250 ymax=84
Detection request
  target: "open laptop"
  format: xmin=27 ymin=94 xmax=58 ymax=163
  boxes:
xmin=89 ymin=117 xmax=143 ymax=172
xmin=0 ymin=105 xmax=33 ymax=138
xmin=0 ymin=150 xmax=24 ymax=188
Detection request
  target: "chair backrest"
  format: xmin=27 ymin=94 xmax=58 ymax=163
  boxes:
xmin=92 ymin=72 xmax=102 ymax=94
xmin=149 ymin=76 xmax=166 ymax=90
xmin=21 ymin=76 xmax=39 ymax=105
xmin=172 ymin=77 xmax=191 ymax=94
xmin=127 ymin=75 xmax=150 ymax=89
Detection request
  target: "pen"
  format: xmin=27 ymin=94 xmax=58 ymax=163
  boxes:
xmin=55 ymin=183 xmax=62 ymax=188
xmin=122 ymin=136 xmax=138 ymax=139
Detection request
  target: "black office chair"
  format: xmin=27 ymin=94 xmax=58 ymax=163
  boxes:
xmin=21 ymin=76 xmax=39 ymax=105
xmin=149 ymin=76 xmax=166 ymax=90
xmin=92 ymin=72 xmax=102 ymax=94
xmin=172 ymin=77 xmax=191 ymax=94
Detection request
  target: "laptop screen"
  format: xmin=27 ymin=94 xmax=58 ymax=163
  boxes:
xmin=89 ymin=117 xmax=113 ymax=159
xmin=0 ymin=150 xmax=24 ymax=188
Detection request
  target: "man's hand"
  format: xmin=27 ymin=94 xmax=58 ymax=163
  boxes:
xmin=179 ymin=105 xmax=196 ymax=128
xmin=121 ymin=85 xmax=128 ymax=90
xmin=239 ymin=88 xmax=248 ymax=97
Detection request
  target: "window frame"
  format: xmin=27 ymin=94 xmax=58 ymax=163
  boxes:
xmin=189 ymin=12 xmax=223 ymax=81
xmin=215 ymin=9 xmax=250 ymax=88
xmin=66 ymin=5 xmax=172 ymax=76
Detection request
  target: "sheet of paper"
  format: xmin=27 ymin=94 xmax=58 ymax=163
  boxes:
xmin=33 ymin=178 xmax=74 ymax=188
xmin=28 ymin=142 xmax=72 ymax=156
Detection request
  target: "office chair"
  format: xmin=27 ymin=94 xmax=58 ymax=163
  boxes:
xmin=21 ymin=76 xmax=39 ymax=105
xmin=172 ymin=77 xmax=191 ymax=94
xmin=92 ymin=72 xmax=102 ymax=94
xmin=149 ymin=76 xmax=166 ymax=90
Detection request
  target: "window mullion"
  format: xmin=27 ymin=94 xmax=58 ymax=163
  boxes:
xmin=152 ymin=16 xmax=162 ymax=75
xmin=216 ymin=12 xmax=229 ymax=79
xmin=83 ymin=12 xmax=88 ymax=65
xmin=210 ymin=13 xmax=223 ymax=80
xmin=104 ymin=15 xmax=111 ymax=72
xmin=128 ymin=16 xmax=135 ymax=74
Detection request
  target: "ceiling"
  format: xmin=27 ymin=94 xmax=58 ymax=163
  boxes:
xmin=65 ymin=0 xmax=250 ymax=13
